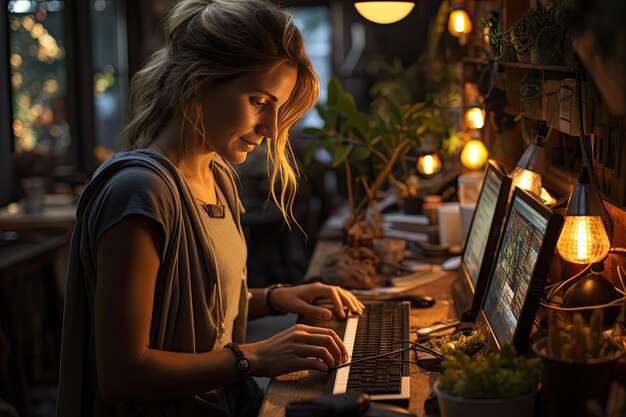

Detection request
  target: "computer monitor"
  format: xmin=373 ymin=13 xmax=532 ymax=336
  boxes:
xmin=452 ymin=161 xmax=512 ymax=322
xmin=478 ymin=188 xmax=563 ymax=354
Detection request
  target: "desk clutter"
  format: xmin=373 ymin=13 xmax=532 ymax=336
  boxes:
xmin=263 ymin=159 xmax=626 ymax=417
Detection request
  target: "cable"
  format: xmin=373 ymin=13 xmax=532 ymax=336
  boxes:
xmin=391 ymin=340 xmax=445 ymax=359
xmin=330 ymin=338 xmax=447 ymax=371
xmin=540 ymin=297 xmax=624 ymax=311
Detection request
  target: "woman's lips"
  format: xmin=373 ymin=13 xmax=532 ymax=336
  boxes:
xmin=239 ymin=137 xmax=259 ymax=146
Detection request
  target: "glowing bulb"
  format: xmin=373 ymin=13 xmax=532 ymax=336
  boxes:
xmin=466 ymin=106 xmax=485 ymax=129
xmin=511 ymin=166 xmax=542 ymax=196
xmin=417 ymin=153 xmax=442 ymax=176
xmin=448 ymin=9 xmax=472 ymax=37
xmin=354 ymin=1 xmax=415 ymax=24
xmin=557 ymin=216 xmax=611 ymax=264
xmin=460 ymin=139 xmax=488 ymax=170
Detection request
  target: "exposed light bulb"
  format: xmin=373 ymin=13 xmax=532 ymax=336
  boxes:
xmin=466 ymin=106 xmax=485 ymax=129
xmin=557 ymin=215 xmax=611 ymax=264
xmin=460 ymin=139 xmax=488 ymax=170
xmin=417 ymin=153 xmax=442 ymax=176
xmin=511 ymin=166 xmax=542 ymax=196
xmin=354 ymin=1 xmax=415 ymax=25
xmin=448 ymin=9 xmax=472 ymax=37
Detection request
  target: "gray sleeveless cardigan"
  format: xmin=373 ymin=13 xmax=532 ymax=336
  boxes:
xmin=57 ymin=149 xmax=249 ymax=416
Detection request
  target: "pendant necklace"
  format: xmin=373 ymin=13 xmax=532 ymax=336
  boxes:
xmin=196 ymin=192 xmax=225 ymax=218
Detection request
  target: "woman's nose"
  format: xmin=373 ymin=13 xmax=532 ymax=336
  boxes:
xmin=255 ymin=110 xmax=278 ymax=140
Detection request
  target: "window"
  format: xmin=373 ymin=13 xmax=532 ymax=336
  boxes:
xmin=291 ymin=6 xmax=331 ymax=129
xmin=8 ymin=1 xmax=72 ymax=165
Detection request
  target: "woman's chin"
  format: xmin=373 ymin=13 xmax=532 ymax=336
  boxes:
xmin=219 ymin=151 xmax=248 ymax=165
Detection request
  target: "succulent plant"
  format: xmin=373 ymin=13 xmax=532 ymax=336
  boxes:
xmin=546 ymin=310 xmax=614 ymax=362
xmin=438 ymin=345 xmax=542 ymax=399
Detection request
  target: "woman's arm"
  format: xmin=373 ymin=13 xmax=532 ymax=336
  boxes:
xmin=248 ymin=288 xmax=273 ymax=319
xmin=248 ymin=282 xmax=365 ymax=321
xmin=95 ymin=215 xmax=346 ymax=402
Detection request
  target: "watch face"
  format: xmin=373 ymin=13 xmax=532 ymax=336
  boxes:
xmin=236 ymin=357 xmax=250 ymax=372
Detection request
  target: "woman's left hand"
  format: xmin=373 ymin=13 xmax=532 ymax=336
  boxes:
xmin=269 ymin=282 xmax=365 ymax=320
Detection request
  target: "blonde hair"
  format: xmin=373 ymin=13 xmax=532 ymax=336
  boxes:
xmin=125 ymin=0 xmax=318 ymax=226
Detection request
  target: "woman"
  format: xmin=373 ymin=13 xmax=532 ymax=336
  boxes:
xmin=57 ymin=1 xmax=364 ymax=416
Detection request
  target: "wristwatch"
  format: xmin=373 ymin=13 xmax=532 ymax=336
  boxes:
xmin=224 ymin=342 xmax=251 ymax=377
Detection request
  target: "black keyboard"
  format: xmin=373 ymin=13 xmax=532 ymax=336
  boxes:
xmin=344 ymin=302 xmax=410 ymax=395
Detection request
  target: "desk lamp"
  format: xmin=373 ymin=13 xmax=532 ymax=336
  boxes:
xmin=542 ymin=75 xmax=622 ymax=327
xmin=353 ymin=1 xmax=415 ymax=25
xmin=510 ymin=121 xmax=549 ymax=197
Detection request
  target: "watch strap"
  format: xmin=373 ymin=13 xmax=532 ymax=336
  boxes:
xmin=224 ymin=342 xmax=251 ymax=377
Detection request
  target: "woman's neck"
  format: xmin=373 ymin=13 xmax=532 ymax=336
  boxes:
xmin=149 ymin=114 xmax=219 ymax=204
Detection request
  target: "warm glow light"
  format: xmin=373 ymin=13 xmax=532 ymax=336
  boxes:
xmin=354 ymin=1 xmax=415 ymax=24
xmin=540 ymin=187 xmax=556 ymax=205
xmin=448 ymin=9 xmax=472 ymax=37
xmin=417 ymin=153 xmax=442 ymax=176
xmin=466 ymin=106 xmax=485 ymax=129
xmin=460 ymin=139 xmax=488 ymax=170
xmin=511 ymin=166 xmax=542 ymax=196
xmin=557 ymin=216 xmax=611 ymax=264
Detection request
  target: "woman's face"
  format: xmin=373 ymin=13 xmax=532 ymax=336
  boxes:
xmin=200 ymin=62 xmax=298 ymax=164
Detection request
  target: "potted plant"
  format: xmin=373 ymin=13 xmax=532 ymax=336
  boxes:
xmin=303 ymin=77 xmax=446 ymax=233
xmin=434 ymin=344 xmax=542 ymax=417
xmin=532 ymin=310 xmax=625 ymax=417
xmin=507 ymin=0 xmax=574 ymax=66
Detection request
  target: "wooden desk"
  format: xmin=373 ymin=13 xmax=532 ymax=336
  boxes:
xmin=258 ymin=240 xmax=457 ymax=417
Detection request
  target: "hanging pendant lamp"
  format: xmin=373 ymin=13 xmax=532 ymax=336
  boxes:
xmin=353 ymin=1 xmax=416 ymax=25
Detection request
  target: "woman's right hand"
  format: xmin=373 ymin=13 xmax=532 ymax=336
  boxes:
xmin=243 ymin=324 xmax=348 ymax=377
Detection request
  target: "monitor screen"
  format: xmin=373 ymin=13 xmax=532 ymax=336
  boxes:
xmin=463 ymin=164 xmax=506 ymax=288
xmin=481 ymin=188 xmax=563 ymax=352
xmin=453 ymin=161 xmax=511 ymax=322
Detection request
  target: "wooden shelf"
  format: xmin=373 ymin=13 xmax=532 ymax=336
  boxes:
xmin=462 ymin=57 xmax=575 ymax=73
xmin=498 ymin=61 xmax=575 ymax=73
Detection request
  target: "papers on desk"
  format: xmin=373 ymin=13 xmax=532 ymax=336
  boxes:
xmin=351 ymin=265 xmax=449 ymax=297
xmin=382 ymin=212 xmax=430 ymax=242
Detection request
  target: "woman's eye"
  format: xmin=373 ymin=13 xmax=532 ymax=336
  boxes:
xmin=250 ymin=98 xmax=268 ymax=107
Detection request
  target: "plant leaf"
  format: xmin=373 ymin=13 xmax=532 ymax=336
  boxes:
xmin=332 ymin=144 xmax=353 ymax=167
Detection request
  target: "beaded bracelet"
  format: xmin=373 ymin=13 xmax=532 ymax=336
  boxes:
xmin=265 ymin=283 xmax=291 ymax=315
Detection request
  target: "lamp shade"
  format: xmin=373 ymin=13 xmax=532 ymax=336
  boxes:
xmin=511 ymin=166 xmax=543 ymax=196
xmin=557 ymin=170 xmax=611 ymax=264
xmin=448 ymin=8 xmax=472 ymax=37
xmin=416 ymin=153 xmax=442 ymax=176
xmin=460 ymin=139 xmax=488 ymax=170
xmin=354 ymin=1 xmax=415 ymax=24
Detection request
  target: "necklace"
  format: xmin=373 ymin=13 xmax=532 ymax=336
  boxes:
xmin=196 ymin=192 xmax=225 ymax=219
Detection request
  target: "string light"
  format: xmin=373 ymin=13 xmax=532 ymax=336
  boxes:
xmin=460 ymin=138 xmax=488 ymax=170
xmin=448 ymin=6 xmax=472 ymax=37
xmin=465 ymin=102 xmax=485 ymax=130
xmin=417 ymin=152 xmax=442 ymax=176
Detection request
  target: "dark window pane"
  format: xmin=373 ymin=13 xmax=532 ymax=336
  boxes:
xmin=91 ymin=0 xmax=128 ymax=163
xmin=292 ymin=6 xmax=331 ymax=129
xmin=8 ymin=0 xmax=72 ymax=169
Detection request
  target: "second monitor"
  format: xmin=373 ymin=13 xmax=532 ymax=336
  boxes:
xmin=478 ymin=187 xmax=564 ymax=354
xmin=452 ymin=161 xmax=512 ymax=322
